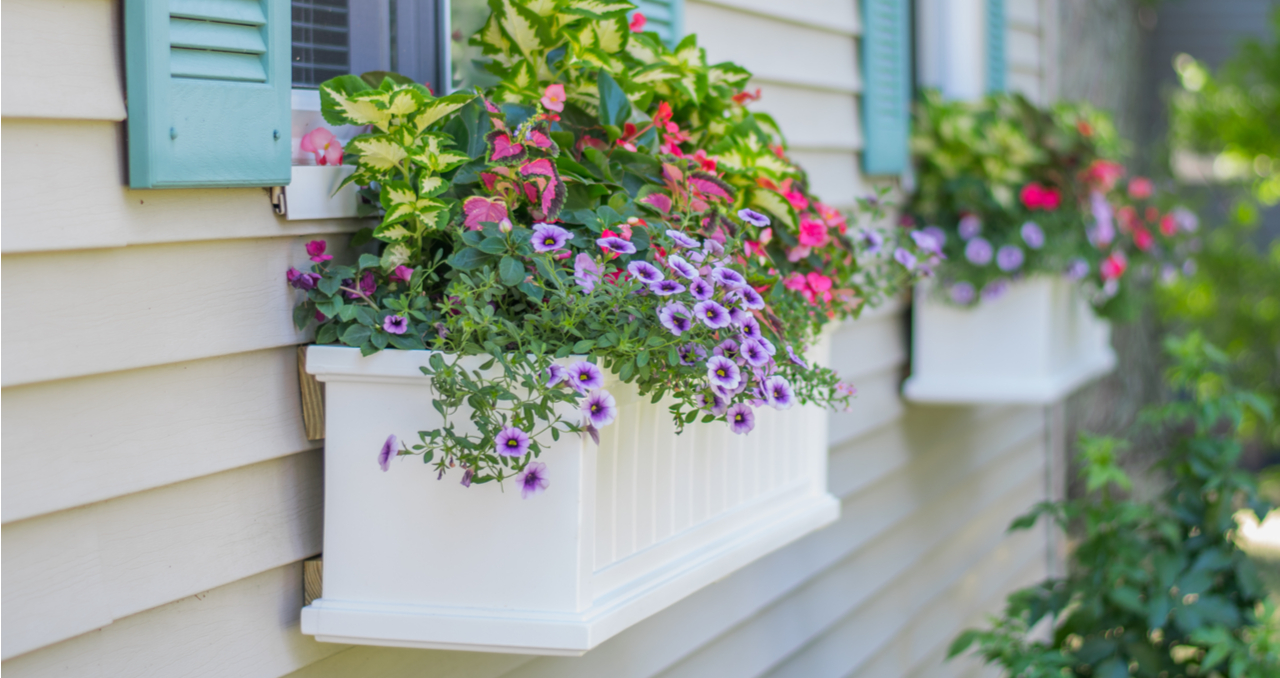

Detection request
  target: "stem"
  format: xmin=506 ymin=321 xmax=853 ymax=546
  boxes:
xmin=338 ymin=286 xmax=381 ymax=308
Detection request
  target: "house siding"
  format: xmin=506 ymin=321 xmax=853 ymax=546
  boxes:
xmin=1 ymin=2 xmax=1054 ymax=678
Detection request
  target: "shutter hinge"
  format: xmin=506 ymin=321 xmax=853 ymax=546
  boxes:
xmin=270 ymin=186 xmax=287 ymax=216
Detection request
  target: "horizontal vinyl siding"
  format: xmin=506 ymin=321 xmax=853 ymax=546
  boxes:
xmin=1 ymin=2 xmax=1050 ymax=678
xmin=1006 ymin=0 xmax=1046 ymax=103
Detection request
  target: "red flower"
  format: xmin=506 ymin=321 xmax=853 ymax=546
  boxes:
xmin=732 ymin=88 xmax=762 ymax=105
xmin=1077 ymin=120 xmax=1094 ymax=137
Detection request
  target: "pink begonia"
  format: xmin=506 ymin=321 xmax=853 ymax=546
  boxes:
xmin=541 ymin=84 xmax=566 ymax=112
xmin=389 ymin=266 xmax=414 ymax=284
xmin=783 ymin=272 xmax=808 ymax=292
xmin=798 ymin=217 xmax=829 ymax=247
xmin=306 ymin=240 xmax=333 ymax=263
xmin=300 ymin=128 xmax=343 ymax=166
xmin=629 ymin=12 xmax=647 ymax=31
xmin=1128 ymin=177 xmax=1153 ymax=200
xmin=784 ymin=190 xmax=809 ymax=211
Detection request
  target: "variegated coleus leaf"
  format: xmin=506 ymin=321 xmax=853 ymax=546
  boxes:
xmin=708 ymin=62 xmax=751 ymax=89
xmin=463 ymin=196 xmax=510 ymax=230
xmin=351 ymin=135 xmax=410 ymax=171
xmin=559 ymin=0 xmax=634 ymax=20
xmin=747 ymin=188 xmax=797 ymax=230
xmin=486 ymin=130 xmax=528 ymax=165
xmin=412 ymin=93 xmax=477 ymax=133
xmin=625 ymin=32 xmax=664 ymax=64
xmin=519 ymin=158 xmax=567 ymax=220
xmin=321 ymin=76 xmax=390 ymax=128
xmin=409 ymin=134 xmax=472 ymax=173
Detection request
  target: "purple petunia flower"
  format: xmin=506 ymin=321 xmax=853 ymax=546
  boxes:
xmin=658 ymin=303 xmax=693 ymax=336
xmin=547 ymin=364 xmax=568 ymax=387
xmin=378 ymin=434 xmax=397 ymax=472
xmin=697 ymin=390 xmax=729 ymax=416
xmin=911 ymin=230 xmax=944 ymax=255
xmin=531 ymin=223 xmax=573 ymax=252
xmin=958 ymin=215 xmax=982 ymax=240
xmin=693 ymin=300 xmax=732 ymax=329
xmin=981 ymin=279 xmax=1011 ymax=302
xmin=667 ymin=255 xmax=700 ymax=280
xmin=727 ymin=403 xmax=755 ymax=435
xmin=757 ymin=336 xmax=777 ymax=356
xmin=518 ymin=461 xmax=549 ymax=499
xmin=858 ymin=228 xmax=884 ymax=255
xmin=740 ymin=338 xmax=771 ymax=367
xmin=1021 ymin=221 xmax=1045 ymax=249
xmin=1066 ymin=258 xmax=1090 ymax=281
xmin=575 ymin=253 xmax=601 ymax=292
xmin=1172 ymin=207 xmax=1199 ymax=233
xmin=714 ymin=339 xmax=742 ymax=363
xmin=949 ymin=282 xmax=976 ymax=305
xmin=581 ymin=389 xmax=618 ymax=427
xmin=1089 ymin=191 xmax=1116 ymax=247
xmin=1183 ymin=259 xmax=1197 ymax=276
xmin=678 ymin=343 xmax=708 ymax=366
xmin=650 ymin=279 xmax=686 ymax=296
xmin=728 ymin=307 xmax=751 ymax=326
xmin=566 ymin=361 xmax=604 ymax=393
xmin=383 ymin=315 xmax=408 ymax=334
xmin=763 ymin=375 xmax=794 ymax=410
xmin=924 ymin=226 xmax=947 ymax=251
xmin=786 ymin=345 xmax=808 ymax=368
xmin=627 ymin=260 xmax=664 ymax=284
xmin=711 ymin=266 xmax=747 ymax=289
xmin=996 ymin=245 xmax=1025 ymax=272
xmin=688 ymin=278 xmax=715 ymax=300
xmin=707 ymin=355 xmax=742 ymax=390
xmin=666 ymin=230 xmax=701 ymax=249
xmin=737 ymin=208 xmax=771 ymax=227
xmin=495 ymin=426 xmax=531 ymax=457
xmin=894 ymin=247 xmax=917 ymax=270
xmin=597 ymin=236 xmax=637 ymax=255
xmin=964 ymin=237 xmax=993 ymax=265
xmin=460 ymin=468 xmax=473 ymax=487
xmin=287 ymin=267 xmax=321 ymax=291
xmin=739 ymin=317 xmax=763 ymax=341
xmin=737 ymin=287 xmax=766 ymax=311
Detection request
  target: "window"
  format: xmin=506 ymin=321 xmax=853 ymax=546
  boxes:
xmin=290 ymin=0 xmax=450 ymax=91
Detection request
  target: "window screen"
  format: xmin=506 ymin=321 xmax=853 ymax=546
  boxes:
xmin=292 ymin=0 xmax=449 ymax=91
xmin=292 ymin=0 xmax=351 ymax=87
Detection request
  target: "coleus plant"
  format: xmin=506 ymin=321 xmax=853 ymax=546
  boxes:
xmin=907 ymin=90 xmax=1199 ymax=319
xmin=286 ymin=0 xmax=926 ymax=496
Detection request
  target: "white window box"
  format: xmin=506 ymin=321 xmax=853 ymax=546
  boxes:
xmin=300 ymin=339 xmax=839 ymax=655
xmin=271 ymin=91 xmax=367 ymax=220
xmin=902 ymin=277 xmax=1116 ymax=404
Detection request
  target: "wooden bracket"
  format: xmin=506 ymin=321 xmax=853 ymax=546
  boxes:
xmin=297 ymin=345 xmax=325 ymax=441
xmin=303 ymin=556 xmax=323 ymax=606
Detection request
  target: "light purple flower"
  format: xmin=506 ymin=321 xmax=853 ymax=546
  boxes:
xmin=707 ymin=355 xmax=742 ymax=389
xmin=597 ymin=236 xmax=637 ymax=255
xmin=786 ymin=345 xmax=808 ymax=368
xmin=740 ymin=338 xmax=770 ymax=367
xmin=894 ymin=247 xmax=917 ymax=270
xmin=581 ymin=389 xmax=618 ymax=427
xmin=627 ymin=260 xmax=664 ymax=283
xmin=996 ymin=245 xmax=1025 ymax=271
xmin=739 ymin=317 xmax=763 ymax=341
xmin=737 ymin=286 xmax=765 ymax=310
xmin=737 ymin=208 xmax=771 ymax=227
xmin=728 ymin=307 xmax=750 ymax=326
xmin=495 ymin=426 xmax=531 ymax=457
xmin=697 ymin=390 xmax=728 ymax=416
xmin=566 ymin=361 xmax=604 ymax=393
xmin=714 ymin=339 xmax=742 ymax=363
xmin=547 ymin=364 xmax=568 ymax=387
xmin=667 ymin=255 xmax=700 ymax=279
xmin=1183 ymin=259 xmax=1197 ymax=276
xmin=1066 ymin=258 xmax=1090 ymax=281
xmin=858 ymin=228 xmax=884 ymax=254
xmin=651 ymin=279 xmax=686 ymax=296
xmin=924 ymin=226 xmax=947 ymax=250
xmin=757 ymin=336 xmax=776 ymax=355
xmin=666 ymin=229 xmax=701 ymax=248
xmin=703 ymin=239 xmax=725 ymax=258
xmin=460 ymin=468 xmax=473 ymax=487
xmin=1089 ymin=191 xmax=1115 ymax=246
xmin=763 ymin=375 xmax=794 ymax=410
xmin=1020 ymin=221 xmax=1045 ymax=249
xmin=727 ymin=403 xmax=755 ymax=434
xmin=286 ymin=267 xmax=321 ymax=290
xmin=531 ymin=223 xmax=573 ymax=252
xmin=383 ymin=315 xmax=408 ymax=334
xmin=1172 ymin=207 xmax=1199 ymax=232
xmin=518 ymin=461 xmax=549 ymax=499
xmin=678 ymin=343 xmax=708 ymax=366
xmin=958 ymin=215 xmax=982 ymax=240
xmin=658 ymin=303 xmax=693 ymax=336
xmin=949 ymin=282 xmax=976 ymax=304
xmin=711 ymin=266 xmax=747 ymax=289
xmin=688 ymin=278 xmax=715 ymax=300
xmin=964 ymin=237 xmax=993 ymax=265
xmin=575 ymin=253 xmax=601 ymax=292
xmin=981 ymin=279 xmax=1010 ymax=302
xmin=911 ymin=230 xmax=944 ymax=255
xmin=693 ymin=300 xmax=732 ymax=328
xmin=378 ymin=434 xmax=396 ymax=472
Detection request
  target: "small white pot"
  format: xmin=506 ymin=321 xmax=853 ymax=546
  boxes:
xmin=902 ymin=277 xmax=1116 ymax=403
xmin=300 ymin=337 xmax=838 ymax=655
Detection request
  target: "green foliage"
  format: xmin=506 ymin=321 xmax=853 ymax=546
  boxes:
xmin=950 ymin=334 xmax=1278 ymax=677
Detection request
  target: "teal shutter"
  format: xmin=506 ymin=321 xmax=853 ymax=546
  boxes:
xmin=632 ymin=0 xmax=683 ymax=47
xmin=986 ymin=0 xmax=1006 ymax=92
xmin=125 ymin=0 xmax=291 ymax=188
xmin=860 ymin=0 xmax=911 ymax=175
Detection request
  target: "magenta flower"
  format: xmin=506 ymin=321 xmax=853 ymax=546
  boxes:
xmin=786 ymin=345 xmax=808 ymax=368
xmin=547 ymin=363 xmax=568 ymax=387
xmin=574 ymin=253 xmax=601 ymax=292
xmin=666 ymin=230 xmax=701 ymax=249
xmin=389 ymin=265 xmax=414 ymax=284
xmin=996 ymin=245 xmax=1025 ymax=271
xmin=689 ymin=278 xmax=715 ymax=300
xmin=737 ymin=208 xmax=771 ymax=227
xmin=740 ymin=338 xmax=770 ymax=367
xmin=658 ymin=303 xmax=693 ymax=336
xmin=597 ymin=236 xmax=637 ymax=255
xmin=707 ymin=355 xmax=742 ymax=390
xmin=894 ymin=247 xmax=917 ymax=270
xmin=383 ymin=315 xmax=408 ymax=334
xmin=982 ymin=279 xmax=1011 ymax=302
xmin=727 ymin=403 xmax=755 ymax=434
xmin=650 ymin=279 xmax=686 ymax=296
xmin=567 ymin=361 xmax=604 ymax=393
xmin=518 ymin=461 xmax=549 ymax=499
xmin=964 ymin=237 xmax=993 ymax=265
xmin=1020 ymin=221 xmax=1045 ymax=249
xmin=711 ymin=266 xmax=747 ymax=289
xmin=949 ymin=282 xmax=976 ymax=304
xmin=495 ymin=426 xmax=531 ymax=457
xmin=1066 ymin=258 xmax=1090 ymax=281
xmin=580 ymin=389 xmax=618 ymax=427
xmin=532 ymin=223 xmax=574 ymax=252
xmin=286 ymin=267 xmax=321 ymax=290
xmin=693 ymin=300 xmax=732 ymax=328
xmin=344 ymin=271 xmax=376 ymax=299
xmin=763 ymin=375 xmax=794 ymax=410
xmin=378 ymin=434 xmax=396 ymax=472
xmin=627 ymin=260 xmax=664 ymax=283
xmin=958 ymin=215 xmax=982 ymax=240
xmin=306 ymin=240 xmax=333 ymax=263
xmin=667 ymin=255 xmax=700 ymax=280
xmin=714 ymin=338 xmax=742 ymax=363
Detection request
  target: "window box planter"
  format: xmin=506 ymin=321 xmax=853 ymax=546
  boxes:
xmin=300 ymin=337 xmax=840 ymax=655
xmin=902 ymin=277 xmax=1116 ymax=404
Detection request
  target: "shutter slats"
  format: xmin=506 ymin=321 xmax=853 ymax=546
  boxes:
xmin=986 ymin=0 xmax=1006 ymax=92
xmin=631 ymin=0 xmax=683 ymax=47
xmin=171 ymin=48 xmax=268 ymax=80
xmin=169 ymin=0 xmax=266 ymax=24
xmin=860 ymin=0 xmax=911 ymax=175
xmin=170 ymin=17 xmax=268 ymax=53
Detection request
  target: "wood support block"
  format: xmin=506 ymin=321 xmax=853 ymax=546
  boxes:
xmin=303 ymin=556 xmax=323 ymax=606
xmin=297 ymin=345 xmax=325 ymax=441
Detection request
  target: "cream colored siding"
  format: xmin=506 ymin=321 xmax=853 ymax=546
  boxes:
xmin=0 ymin=0 xmax=1053 ymax=676
xmin=1007 ymin=0 xmax=1050 ymax=102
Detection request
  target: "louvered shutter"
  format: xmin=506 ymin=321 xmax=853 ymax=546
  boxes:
xmin=126 ymin=0 xmax=291 ymax=188
xmin=860 ymin=0 xmax=911 ymax=175
xmin=986 ymin=0 xmax=1006 ymax=92
xmin=631 ymin=0 xmax=683 ymax=47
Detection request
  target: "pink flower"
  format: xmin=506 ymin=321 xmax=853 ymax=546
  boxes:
xmin=1128 ymin=177 xmax=1153 ymax=200
xmin=798 ymin=217 xmax=829 ymax=247
xmin=300 ymin=128 xmax=343 ymax=166
xmin=1019 ymin=183 xmax=1061 ymax=211
xmin=784 ymin=190 xmax=809 ymax=211
xmin=541 ymin=84 xmax=566 ymax=112
xmin=389 ymin=266 xmax=413 ymax=284
xmin=306 ymin=240 xmax=333 ymax=263
xmin=629 ymin=12 xmax=647 ymax=31
xmin=1133 ymin=227 xmax=1154 ymax=251
xmin=1082 ymin=160 xmax=1125 ymax=191
xmin=1100 ymin=251 xmax=1128 ymax=281
xmin=783 ymin=272 xmax=807 ymax=292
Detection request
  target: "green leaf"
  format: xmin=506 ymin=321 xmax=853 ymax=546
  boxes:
xmin=449 ymin=247 xmax=491 ymax=271
xmin=946 ymin=630 xmax=980 ymax=659
xmin=342 ymin=324 xmax=372 ymax=346
xmin=572 ymin=339 xmax=596 ymax=353
xmin=1107 ymin=587 xmax=1145 ymax=615
xmin=1092 ymin=658 xmax=1129 ymax=678
xmin=498 ymin=256 xmax=526 ymax=286
xmin=478 ymin=236 xmax=509 ymax=255
xmin=597 ymin=70 xmax=631 ymax=127
xmin=316 ymin=323 xmax=340 ymax=344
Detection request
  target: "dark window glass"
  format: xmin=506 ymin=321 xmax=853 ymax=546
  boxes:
xmin=293 ymin=0 xmax=351 ymax=87
xmin=292 ymin=0 xmax=448 ymax=91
